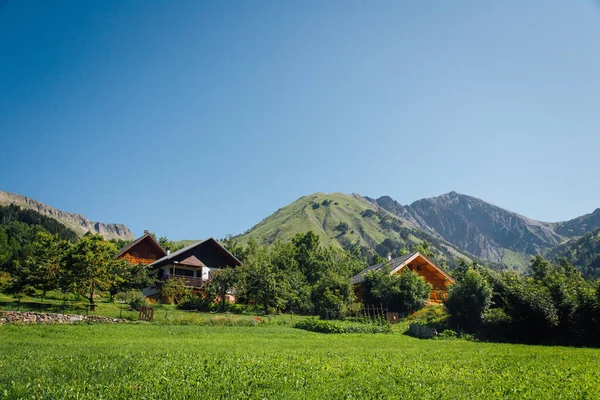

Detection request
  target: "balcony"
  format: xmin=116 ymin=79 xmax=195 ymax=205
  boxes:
xmin=161 ymin=272 xmax=213 ymax=288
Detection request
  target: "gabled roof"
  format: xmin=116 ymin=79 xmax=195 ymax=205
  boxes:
xmin=150 ymin=237 xmax=242 ymax=269
xmin=178 ymin=255 xmax=207 ymax=268
xmin=115 ymin=232 xmax=167 ymax=259
xmin=352 ymin=251 xmax=455 ymax=285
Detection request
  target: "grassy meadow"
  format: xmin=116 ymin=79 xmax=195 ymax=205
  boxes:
xmin=1 ymin=323 xmax=600 ymax=399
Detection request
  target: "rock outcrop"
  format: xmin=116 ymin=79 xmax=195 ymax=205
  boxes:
xmin=0 ymin=190 xmax=135 ymax=241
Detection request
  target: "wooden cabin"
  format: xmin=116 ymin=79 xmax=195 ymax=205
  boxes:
xmin=142 ymin=238 xmax=242 ymax=300
xmin=352 ymin=251 xmax=455 ymax=303
xmin=115 ymin=231 xmax=167 ymax=265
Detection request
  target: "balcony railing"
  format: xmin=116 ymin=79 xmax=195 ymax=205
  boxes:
xmin=161 ymin=273 xmax=213 ymax=288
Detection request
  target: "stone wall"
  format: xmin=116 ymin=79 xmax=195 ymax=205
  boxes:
xmin=0 ymin=311 xmax=127 ymax=325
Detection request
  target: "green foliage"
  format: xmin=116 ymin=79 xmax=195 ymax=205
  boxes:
xmin=24 ymin=231 xmax=72 ymax=299
xmin=160 ymin=277 xmax=190 ymax=304
xmin=65 ymin=234 xmax=121 ymax=310
xmin=294 ymin=318 xmax=392 ymax=334
xmin=549 ymin=228 xmax=600 ymax=279
xmin=360 ymin=209 xmax=376 ymax=218
xmin=362 ymin=268 xmax=431 ymax=313
xmin=238 ymin=245 xmax=291 ymax=314
xmin=177 ymin=291 xmax=213 ymax=311
xmin=0 ymin=204 xmax=78 ymax=242
xmin=125 ymin=291 xmax=149 ymax=311
xmin=334 ymin=221 xmax=349 ymax=236
xmin=410 ymin=240 xmax=434 ymax=258
xmin=207 ymin=267 xmax=238 ymax=312
xmin=311 ymin=272 xmax=355 ymax=319
xmin=444 ymin=268 xmax=492 ymax=332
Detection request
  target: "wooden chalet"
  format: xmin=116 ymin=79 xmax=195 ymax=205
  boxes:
xmin=142 ymin=238 xmax=242 ymax=299
xmin=115 ymin=231 xmax=167 ymax=265
xmin=352 ymin=251 xmax=455 ymax=303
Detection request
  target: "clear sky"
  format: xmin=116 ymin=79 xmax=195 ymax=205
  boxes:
xmin=1 ymin=1 xmax=599 ymax=240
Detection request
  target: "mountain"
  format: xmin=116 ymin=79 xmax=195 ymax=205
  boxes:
xmin=240 ymin=191 xmax=600 ymax=272
xmin=0 ymin=191 xmax=135 ymax=241
xmin=548 ymin=229 xmax=600 ymax=279
xmin=237 ymin=192 xmax=473 ymax=267
xmin=553 ymin=209 xmax=600 ymax=238
xmin=370 ymin=192 xmax=561 ymax=269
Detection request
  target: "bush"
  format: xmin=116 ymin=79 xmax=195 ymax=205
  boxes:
xmin=410 ymin=306 xmax=449 ymax=329
xmin=178 ymin=293 xmax=213 ymax=311
xmin=160 ymin=278 xmax=190 ymax=304
xmin=294 ymin=318 xmax=392 ymax=334
xmin=362 ymin=269 xmax=431 ymax=313
xmin=311 ymin=273 xmax=355 ymax=320
xmin=126 ymin=291 xmax=149 ymax=311
xmin=444 ymin=268 xmax=492 ymax=332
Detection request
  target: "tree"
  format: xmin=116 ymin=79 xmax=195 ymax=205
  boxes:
xmin=530 ymin=255 xmax=551 ymax=281
xmin=363 ymin=268 xmax=431 ymax=313
xmin=160 ymin=277 xmax=190 ymax=304
xmin=334 ymin=221 xmax=349 ymax=236
xmin=238 ymin=246 xmax=290 ymax=314
xmin=311 ymin=271 xmax=355 ymax=319
xmin=208 ymin=267 xmax=238 ymax=312
xmin=66 ymin=234 xmax=119 ymax=311
xmin=25 ymin=231 xmax=71 ymax=301
xmin=444 ymin=268 xmax=492 ymax=332
xmin=106 ymin=259 xmax=153 ymax=302
xmin=410 ymin=241 xmax=434 ymax=258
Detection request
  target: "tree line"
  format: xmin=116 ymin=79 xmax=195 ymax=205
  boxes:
xmin=1 ymin=229 xmax=151 ymax=310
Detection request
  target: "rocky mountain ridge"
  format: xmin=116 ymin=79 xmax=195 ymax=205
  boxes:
xmin=0 ymin=190 xmax=135 ymax=241
xmin=368 ymin=191 xmax=599 ymax=268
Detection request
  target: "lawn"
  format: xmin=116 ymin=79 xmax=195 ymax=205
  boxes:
xmin=1 ymin=324 xmax=599 ymax=399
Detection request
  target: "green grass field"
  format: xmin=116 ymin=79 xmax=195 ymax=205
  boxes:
xmin=1 ymin=323 xmax=599 ymax=399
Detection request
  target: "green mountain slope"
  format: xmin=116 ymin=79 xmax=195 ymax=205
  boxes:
xmin=237 ymin=192 xmax=472 ymax=267
xmin=548 ymin=229 xmax=600 ymax=279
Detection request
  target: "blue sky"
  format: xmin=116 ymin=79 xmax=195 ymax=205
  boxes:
xmin=1 ymin=1 xmax=599 ymax=240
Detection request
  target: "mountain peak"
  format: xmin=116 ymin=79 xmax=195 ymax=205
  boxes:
xmin=0 ymin=190 xmax=135 ymax=240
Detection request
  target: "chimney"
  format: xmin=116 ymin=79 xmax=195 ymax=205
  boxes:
xmin=387 ymin=253 xmax=392 ymax=261
xmin=166 ymin=248 xmax=171 ymax=256
xmin=144 ymin=230 xmax=149 ymax=235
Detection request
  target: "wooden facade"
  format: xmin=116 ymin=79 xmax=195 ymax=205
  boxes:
xmin=144 ymin=238 xmax=242 ymax=302
xmin=115 ymin=231 xmax=167 ymax=265
xmin=352 ymin=252 xmax=455 ymax=304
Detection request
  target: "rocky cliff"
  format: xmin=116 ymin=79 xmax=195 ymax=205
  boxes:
xmin=0 ymin=191 xmax=135 ymax=241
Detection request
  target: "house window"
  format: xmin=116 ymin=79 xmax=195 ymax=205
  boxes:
xmin=175 ymin=268 xmax=194 ymax=277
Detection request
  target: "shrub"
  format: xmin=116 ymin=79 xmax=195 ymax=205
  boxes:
xmin=410 ymin=306 xmax=449 ymax=329
xmin=294 ymin=318 xmax=392 ymax=334
xmin=160 ymin=278 xmax=190 ymax=304
xmin=311 ymin=273 xmax=355 ymax=320
xmin=178 ymin=293 xmax=213 ymax=311
xmin=362 ymin=269 xmax=431 ymax=313
xmin=126 ymin=291 xmax=149 ymax=311
xmin=444 ymin=268 xmax=492 ymax=332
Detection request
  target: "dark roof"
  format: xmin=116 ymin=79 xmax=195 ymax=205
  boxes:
xmin=351 ymin=252 xmax=419 ymax=285
xmin=178 ymin=255 xmax=207 ymax=268
xmin=150 ymin=237 xmax=242 ymax=269
xmin=115 ymin=233 xmax=166 ymax=259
